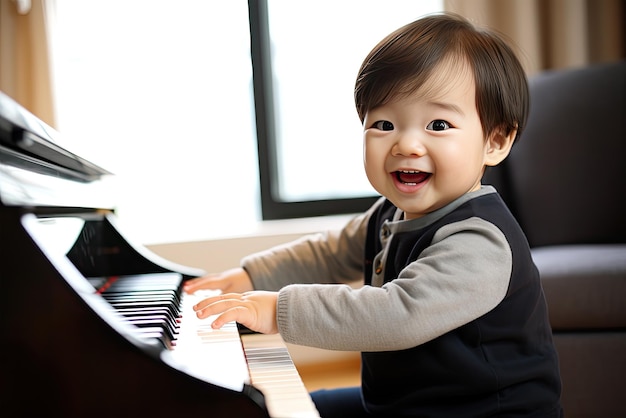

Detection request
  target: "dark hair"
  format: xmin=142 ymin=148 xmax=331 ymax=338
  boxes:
xmin=354 ymin=13 xmax=529 ymax=141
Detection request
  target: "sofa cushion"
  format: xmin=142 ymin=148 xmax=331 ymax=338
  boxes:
xmin=532 ymin=244 xmax=626 ymax=330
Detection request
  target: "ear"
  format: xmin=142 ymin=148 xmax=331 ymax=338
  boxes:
xmin=484 ymin=127 xmax=517 ymax=167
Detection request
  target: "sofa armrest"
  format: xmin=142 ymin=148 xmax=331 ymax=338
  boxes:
xmin=532 ymin=244 xmax=626 ymax=330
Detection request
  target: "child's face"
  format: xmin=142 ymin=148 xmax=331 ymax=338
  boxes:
xmin=362 ymin=65 xmax=494 ymax=220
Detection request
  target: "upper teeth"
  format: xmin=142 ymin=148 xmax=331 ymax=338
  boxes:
xmin=400 ymin=170 xmax=419 ymax=173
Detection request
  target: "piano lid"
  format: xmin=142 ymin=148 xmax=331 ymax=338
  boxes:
xmin=0 ymin=91 xmax=115 ymax=210
xmin=0 ymin=90 xmax=111 ymax=182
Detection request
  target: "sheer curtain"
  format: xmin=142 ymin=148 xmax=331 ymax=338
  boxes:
xmin=445 ymin=0 xmax=625 ymax=75
xmin=0 ymin=0 xmax=55 ymax=126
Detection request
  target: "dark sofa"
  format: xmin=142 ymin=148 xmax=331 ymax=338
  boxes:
xmin=483 ymin=60 xmax=626 ymax=417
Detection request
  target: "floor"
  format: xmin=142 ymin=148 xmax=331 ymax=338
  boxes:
xmin=296 ymin=356 xmax=361 ymax=392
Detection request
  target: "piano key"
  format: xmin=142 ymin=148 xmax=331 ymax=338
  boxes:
xmin=96 ymin=274 xmax=186 ymax=348
xmin=242 ymin=333 xmax=320 ymax=417
xmin=125 ymin=315 xmax=178 ymax=340
xmin=167 ymin=290 xmax=252 ymax=393
xmin=115 ymin=307 xmax=180 ymax=329
xmin=107 ymin=299 xmax=180 ymax=313
xmin=97 ymin=277 xmax=320 ymax=416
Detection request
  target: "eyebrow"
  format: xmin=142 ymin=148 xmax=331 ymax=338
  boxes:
xmin=429 ymin=101 xmax=465 ymax=116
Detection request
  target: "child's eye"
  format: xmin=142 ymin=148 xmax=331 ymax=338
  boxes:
xmin=373 ymin=120 xmax=394 ymax=131
xmin=426 ymin=120 xmax=451 ymax=131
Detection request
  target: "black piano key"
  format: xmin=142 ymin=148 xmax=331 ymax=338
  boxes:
xmin=104 ymin=289 xmax=181 ymax=300
xmin=115 ymin=306 xmax=181 ymax=323
xmin=128 ymin=327 xmax=170 ymax=348
xmin=126 ymin=316 xmax=178 ymax=342
xmin=94 ymin=273 xmax=185 ymax=348
xmin=122 ymin=310 xmax=179 ymax=332
xmin=108 ymin=301 xmax=181 ymax=329
xmin=108 ymin=298 xmax=180 ymax=310
xmin=102 ymin=294 xmax=182 ymax=309
xmin=106 ymin=275 xmax=182 ymax=291
xmin=103 ymin=294 xmax=179 ymax=305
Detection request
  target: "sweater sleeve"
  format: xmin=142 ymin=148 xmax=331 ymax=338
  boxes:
xmin=276 ymin=217 xmax=512 ymax=352
xmin=241 ymin=198 xmax=385 ymax=291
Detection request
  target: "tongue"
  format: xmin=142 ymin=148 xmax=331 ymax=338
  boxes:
xmin=398 ymin=172 xmax=429 ymax=184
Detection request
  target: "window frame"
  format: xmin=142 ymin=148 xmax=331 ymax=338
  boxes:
xmin=247 ymin=0 xmax=379 ymax=220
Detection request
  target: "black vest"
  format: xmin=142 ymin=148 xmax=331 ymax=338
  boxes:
xmin=361 ymin=193 xmax=562 ymax=417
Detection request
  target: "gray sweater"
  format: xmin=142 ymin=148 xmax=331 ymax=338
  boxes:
xmin=242 ymin=186 xmax=511 ymax=352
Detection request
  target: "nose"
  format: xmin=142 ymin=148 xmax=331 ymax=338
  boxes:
xmin=391 ymin=130 xmax=427 ymax=157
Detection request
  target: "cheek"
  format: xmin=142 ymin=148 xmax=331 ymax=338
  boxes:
xmin=363 ymin=139 xmax=384 ymax=170
xmin=434 ymin=142 xmax=486 ymax=179
xmin=363 ymin=140 xmax=388 ymax=184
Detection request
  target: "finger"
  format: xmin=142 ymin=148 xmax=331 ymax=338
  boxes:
xmin=192 ymin=293 xmax=240 ymax=312
xmin=210 ymin=306 xmax=250 ymax=330
xmin=194 ymin=296 xmax=244 ymax=319
xmin=184 ymin=276 xmax=219 ymax=293
xmin=183 ymin=278 xmax=205 ymax=293
xmin=192 ymin=294 xmax=222 ymax=312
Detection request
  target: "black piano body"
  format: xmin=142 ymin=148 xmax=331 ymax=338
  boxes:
xmin=0 ymin=91 xmax=270 ymax=417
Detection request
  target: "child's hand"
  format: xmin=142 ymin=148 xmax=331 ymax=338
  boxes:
xmin=193 ymin=291 xmax=279 ymax=335
xmin=183 ymin=267 xmax=254 ymax=295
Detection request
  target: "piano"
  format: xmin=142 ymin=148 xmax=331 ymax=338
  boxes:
xmin=0 ymin=91 xmax=319 ymax=417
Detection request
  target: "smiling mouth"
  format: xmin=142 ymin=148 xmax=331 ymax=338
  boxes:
xmin=395 ymin=170 xmax=431 ymax=185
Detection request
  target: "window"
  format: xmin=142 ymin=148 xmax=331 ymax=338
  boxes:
xmin=50 ymin=0 xmax=443 ymax=244
xmin=256 ymin=0 xmax=443 ymax=219
xmin=51 ymin=0 xmax=258 ymax=244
